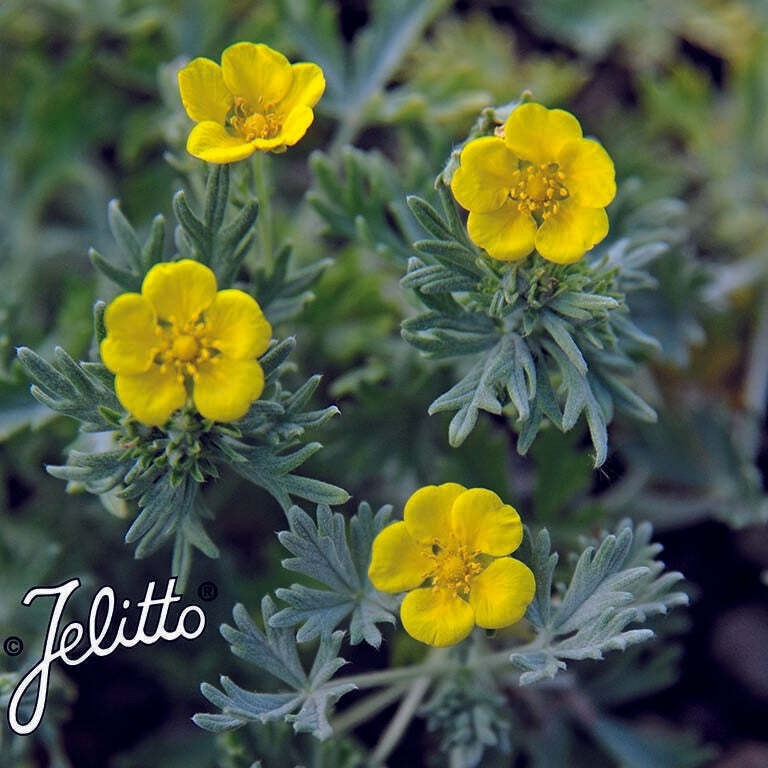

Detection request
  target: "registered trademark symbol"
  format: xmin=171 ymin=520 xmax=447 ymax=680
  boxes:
xmin=197 ymin=581 xmax=218 ymax=602
xmin=3 ymin=636 xmax=23 ymax=657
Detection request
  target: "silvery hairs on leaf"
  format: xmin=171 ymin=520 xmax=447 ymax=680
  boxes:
xmin=401 ymin=183 xmax=664 ymax=467
xmin=16 ymin=163 xmax=348 ymax=591
xmin=511 ymin=519 xmax=689 ymax=685
xmin=17 ymin=336 xmax=348 ymax=592
xmin=270 ymin=501 xmax=399 ymax=648
xmin=194 ymin=597 xmax=355 ymax=741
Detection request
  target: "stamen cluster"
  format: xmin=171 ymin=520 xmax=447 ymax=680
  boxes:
xmin=154 ymin=316 xmax=219 ymax=384
xmin=511 ymin=163 xmax=568 ymax=219
xmin=425 ymin=540 xmax=484 ymax=595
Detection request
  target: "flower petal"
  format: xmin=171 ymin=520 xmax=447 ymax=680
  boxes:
xmin=404 ymin=483 xmax=467 ymax=545
xmin=116 ymin=366 xmax=186 ymax=427
xmin=142 ymin=260 xmax=217 ymax=326
xmin=534 ymin=201 xmax=609 ymax=264
xmin=187 ymin=121 xmax=256 ymax=164
xmin=504 ymin=103 xmax=582 ymax=164
xmin=193 ymin=357 xmax=264 ymax=422
xmin=557 ymin=138 xmax=616 ymax=208
xmin=178 ymin=57 xmax=232 ymax=124
xmin=450 ymin=136 xmax=519 ymax=213
xmin=368 ymin=522 xmax=431 ymax=593
xmin=400 ymin=587 xmax=475 ymax=647
xmin=450 ymin=488 xmax=522 ymax=556
xmin=469 ymin=557 xmax=535 ymax=629
xmin=204 ymin=290 xmax=272 ymax=360
xmin=279 ymin=105 xmax=315 ymax=146
xmin=100 ymin=293 xmax=157 ymax=375
xmin=279 ymin=62 xmax=326 ymax=112
xmin=221 ymin=42 xmax=293 ymax=107
xmin=467 ymin=200 xmax=537 ymax=262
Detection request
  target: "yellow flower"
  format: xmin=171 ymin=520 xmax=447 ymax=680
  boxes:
xmin=100 ymin=260 xmax=272 ymax=426
xmin=368 ymin=483 xmax=535 ymax=647
xmin=178 ymin=42 xmax=325 ymax=163
xmin=451 ymin=102 xmax=616 ymax=264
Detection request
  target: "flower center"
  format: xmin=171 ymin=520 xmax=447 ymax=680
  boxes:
xmin=510 ymin=162 xmax=569 ymax=220
xmin=153 ymin=316 xmax=218 ymax=383
xmin=426 ymin=542 xmax=484 ymax=595
xmin=228 ymin=96 xmax=281 ymax=141
xmin=172 ymin=334 xmax=199 ymax=361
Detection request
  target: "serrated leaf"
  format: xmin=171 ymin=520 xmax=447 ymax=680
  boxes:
xmin=270 ymin=502 xmax=398 ymax=648
xmin=512 ymin=520 xmax=688 ymax=685
xmin=196 ymin=599 xmax=355 ymax=741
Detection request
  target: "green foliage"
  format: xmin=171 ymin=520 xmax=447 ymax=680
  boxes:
xmin=421 ymin=668 xmax=512 ymax=768
xmin=195 ymin=598 xmax=356 ymax=741
xmin=309 ymin=146 xmax=427 ymax=263
xmin=17 ymin=336 xmax=347 ymax=589
xmin=270 ymin=502 xmax=399 ymax=647
xmin=278 ymin=0 xmax=451 ymax=147
xmin=401 ymin=183 xmax=661 ymax=466
xmin=606 ymin=404 xmax=768 ymax=528
xmin=511 ymin=520 xmax=688 ymax=684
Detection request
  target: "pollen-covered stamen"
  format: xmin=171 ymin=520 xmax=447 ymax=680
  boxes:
xmin=228 ymin=96 xmax=281 ymax=141
xmin=510 ymin=162 xmax=568 ymax=219
xmin=424 ymin=541 xmax=484 ymax=595
xmin=154 ymin=316 xmax=218 ymax=382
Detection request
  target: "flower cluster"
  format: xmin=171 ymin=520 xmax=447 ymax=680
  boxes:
xmin=178 ymin=42 xmax=325 ymax=163
xmin=101 ymin=260 xmax=271 ymax=426
xmin=450 ymin=102 xmax=616 ymax=264
xmin=369 ymin=483 xmax=535 ymax=647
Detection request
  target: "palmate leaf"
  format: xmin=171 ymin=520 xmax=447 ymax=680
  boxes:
xmin=269 ymin=502 xmax=398 ymax=648
xmin=195 ymin=598 xmax=356 ymax=741
xmin=401 ymin=182 xmax=663 ymax=466
xmin=511 ymin=520 xmax=688 ymax=685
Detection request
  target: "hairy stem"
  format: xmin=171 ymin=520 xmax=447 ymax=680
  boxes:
xmin=371 ymin=674 xmax=432 ymax=765
xmin=327 ymin=640 xmax=542 ymax=692
xmin=332 ymin=683 xmax=410 ymax=736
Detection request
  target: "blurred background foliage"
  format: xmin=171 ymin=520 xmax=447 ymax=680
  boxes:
xmin=1 ymin=0 xmax=768 ymax=765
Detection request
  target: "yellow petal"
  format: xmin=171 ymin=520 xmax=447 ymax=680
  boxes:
xmin=177 ymin=57 xmax=232 ymax=124
xmin=100 ymin=293 xmax=157 ymax=375
xmin=186 ymin=121 xmax=256 ymax=164
xmin=247 ymin=134 xmax=289 ymax=151
xmin=400 ymin=587 xmax=475 ymax=647
xmin=534 ymin=201 xmax=609 ymax=264
xmin=221 ymin=42 xmax=293 ymax=107
xmin=368 ymin=522 xmax=431 ymax=593
xmin=115 ymin=365 xmax=186 ymax=427
xmin=279 ymin=105 xmax=315 ymax=147
xmin=193 ymin=357 xmax=264 ymax=422
xmin=204 ymin=290 xmax=271 ymax=360
xmin=557 ymin=139 xmax=616 ymax=208
xmin=450 ymin=488 xmax=522 ymax=556
xmin=404 ymin=483 xmax=467 ymax=545
xmin=450 ymin=137 xmax=519 ymax=213
xmin=279 ymin=62 xmax=326 ymax=112
xmin=504 ymin=103 xmax=582 ymax=164
xmin=142 ymin=260 xmax=217 ymax=326
xmin=469 ymin=557 xmax=535 ymax=629
xmin=467 ymin=200 xmax=537 ymax=262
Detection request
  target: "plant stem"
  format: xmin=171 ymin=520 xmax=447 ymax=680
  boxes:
xmin=371 ymin=674 xmax=432 ymax=765
xmin=253 ymin=151 xmax=272 ymax=272
xmin=327 ymin=642 xmax=538 ymax=692
xmin=332 ymin=683 xmax=410 ymax=736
